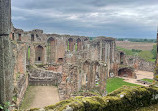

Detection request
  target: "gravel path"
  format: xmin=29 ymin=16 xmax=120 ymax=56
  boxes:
xmin=123 ymin=70 xmax=154 ymax=86
xmin=29 ymin=86 xmax=60 ymax=109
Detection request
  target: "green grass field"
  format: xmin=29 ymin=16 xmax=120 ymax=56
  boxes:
xmin=141 ymin=78 xmax=153 ymax=83
xmin=138 ymin=51 xmax=155 ymax=62
xmin=117 ymin=47 xmax=155 ymax=62
xmin=106 ymin=77 xmax=140 ymax=93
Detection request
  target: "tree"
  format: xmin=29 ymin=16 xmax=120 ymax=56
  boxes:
xmin=151 ymin=45 xmax=157 ymax=59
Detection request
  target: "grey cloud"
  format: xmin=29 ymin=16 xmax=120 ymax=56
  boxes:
xmin=11 ymin=0 xmax=158 ymax=38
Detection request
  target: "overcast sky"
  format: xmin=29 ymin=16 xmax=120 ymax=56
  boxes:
xmin=11 ymin=0 xmax=158 ymax=39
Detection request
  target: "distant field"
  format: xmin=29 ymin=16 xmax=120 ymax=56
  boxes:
xmin=116 ymin=46 xmax=155 ymax=62
xmin=116 ymin=41 xmax=156 ymax=51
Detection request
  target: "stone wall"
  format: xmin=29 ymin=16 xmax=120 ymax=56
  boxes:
xmin=12 ymin=28 xmax=115 ymax=67
xmin=8 ymin=14 xmax=116 ymax=106
xmin=0 ymin=0 xmax=14 ymax=104
xmin=125 ymin=56 xmax=154 ymax=72
xmin=9 ymin=28 xmax=116 ymax=105
xmin=28 ymin=66 xmax=62 ymax=86
xmin=115 ymin=51 xmax=154 ymax=72
xmin=13 ymin=43 xmax=27 ymax=74
xmin=58 ymin=50 xmax=108 ymax=100
xmin=14 ymin=74 xmax=28 ymax=107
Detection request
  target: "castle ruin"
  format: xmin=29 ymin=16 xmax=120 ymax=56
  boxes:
xmin=0 ymin=0 xmax=138 ymax=108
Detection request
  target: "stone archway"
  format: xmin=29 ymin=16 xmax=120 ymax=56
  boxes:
xmin=57 ymin=58 xmax=64 ymax=64
xmin=118 ymin=67 xmax=135 ymax=78
xmin=120 ymin=52 xmax=125 ymax=64
xmin=47 ymin=37 xmax=55 ymax=63
xmin=68 ymin=38 xmax=74 ymax=51
xmin=76 ymin=38 xmax=81 ymax=51
xmin=35 ymin=45 xmax=44 ymax=63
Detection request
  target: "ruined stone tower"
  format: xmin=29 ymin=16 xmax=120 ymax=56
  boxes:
xmin=0 ymin=0 xmax=14 ymax=104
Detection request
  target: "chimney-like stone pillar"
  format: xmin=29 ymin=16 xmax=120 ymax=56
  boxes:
xmin=0 ymin=0 xmax=14 ymax=104
xmin=0 ymin=0 xmax=11 ymax=35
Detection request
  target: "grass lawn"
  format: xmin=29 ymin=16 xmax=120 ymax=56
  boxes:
xmin=138 ymin=51 xmax=155 ymax=62
xmin=116 ymin=47 xmax=155 ymax=62
xmin=117 ymin=47 xmax=136 ymax=56
xmin=141 ymin=78 xmax=153 ymax=83
xmin=106 ymin=77 xmax=140 ymax=93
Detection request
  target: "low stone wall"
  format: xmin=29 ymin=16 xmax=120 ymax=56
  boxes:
xmin=137 ymin=59 xmax=154 ymax=72
xmin=125 ymin=56 xmax=155 ymax=72
xmin=27 ymin=86 xmax=158 ymax=111
xmin=15 ymin=74 xmax=28 ymax=107
xmin=28 ymin=66 xmax=62 ymax=86
xmin=137 ymin=79 xmax=152 ymax=85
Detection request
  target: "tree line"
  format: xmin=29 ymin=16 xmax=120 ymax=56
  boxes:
xmin=117 ymin=38 xmax=156 ymax=43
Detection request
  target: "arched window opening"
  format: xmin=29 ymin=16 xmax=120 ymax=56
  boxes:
xmin=120 ymin=52 xmax=124 ymax=64
xmin=18 ymin=34 xmax=21 ymax=41
xmin=12 ymin=33 xmax=14 ymax=40
xmin=77 ymin=38 xmax=81 ymax=51
xmin=68 ymin=38 xmax=74 ymax=51
xmin=47 ymin=37 xmax=55 ymax=63
xmin=31 ymin=34 xmax=34 ymax=41
xmin=35 ymin=45 xmax=44 ymax=62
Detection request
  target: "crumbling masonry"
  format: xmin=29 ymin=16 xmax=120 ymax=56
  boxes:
xmin=0 ymin=0 xmax=14 ymax=104
xmin=0 ymin=0 xmax=137 ymax=108
xmin=11 ymin=29 xmax=116 ymax=101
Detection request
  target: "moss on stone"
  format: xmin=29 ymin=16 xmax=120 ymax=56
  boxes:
xmin=28 ymin=86 xmax=158 ymax=111
xmin=45 ymin=100 xmax=72 ymax=111
xmin=28 ymin=108 xmax=40 ymax=111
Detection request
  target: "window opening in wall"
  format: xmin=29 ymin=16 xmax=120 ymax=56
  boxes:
xmin=57 ymin=58 xmax=63 ymax=64
xmin=18 ymin=34 xmax=21 ymax=41
xmin=35 ymin=45 xmax=43 ymax=62
xmin=120 ymin=52 xmax=124 ymax=65
xmin=31 ymin=34 xmax=34 ymax=41
xmin=67 ymin=41 xmax=69 ymax=51
xmin=68 ymin=38 xmax=73 ymax=51
xmin=77 ymin=38 xmax=81 ymax=51
xmin=12 ymin=33 xmax=14 ymax=40
xmin=38 ymin=57 xmax=41 ymax=61
xmin=28 ymin=47 xmax=30 ymax=59
xmin=47 ymin=37 xmax=55 ymax=63
xmin=75 ymin=43 xmax=77 ymax=51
